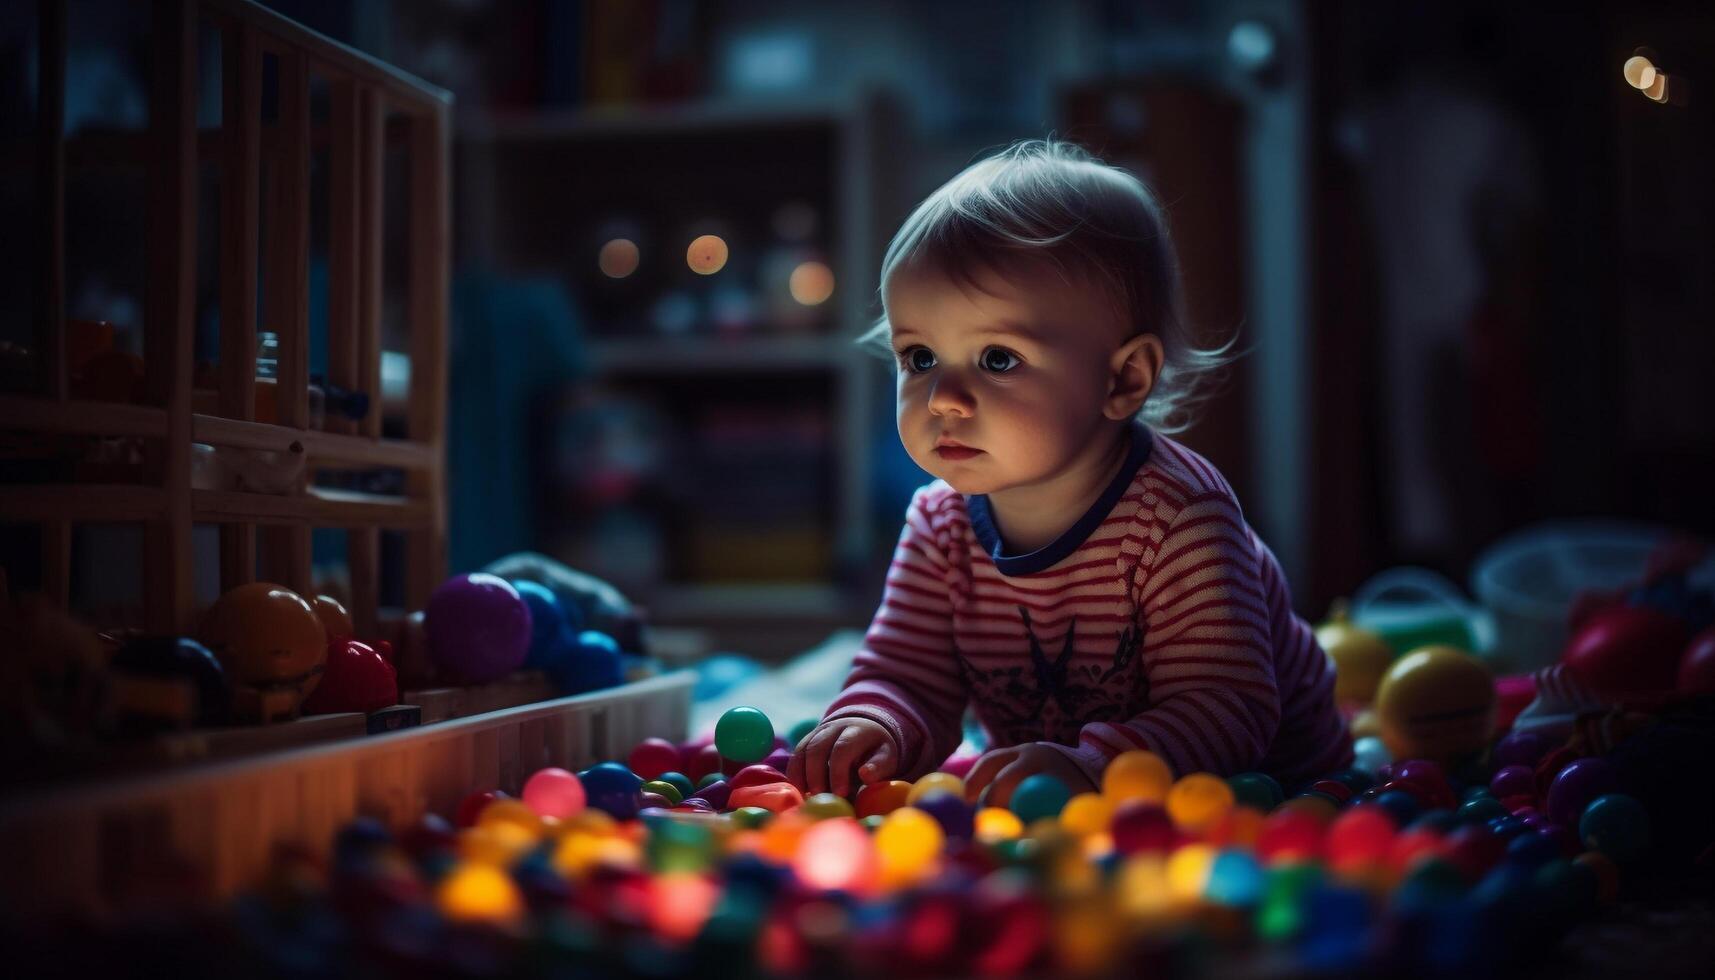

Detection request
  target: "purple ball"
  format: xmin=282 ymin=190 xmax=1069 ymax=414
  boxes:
xmin=1493 ymin=730 xmax=1557 ymax=769
xmin=763 ymin=747 xmax=792 ymax=773
xmin=913 ymin=791 xmax=975 ymax=840
xmin=425 ymin=573 xmax=532 ymax=683
xmin=687 ymin=779 xmax=733 ymax=811
xmin=1490 ymin=765 xmax=1537 ymax=800
xmin=1545 ymin=757 xmax=1619 ymax=826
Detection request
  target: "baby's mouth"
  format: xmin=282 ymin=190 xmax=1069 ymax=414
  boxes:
xmin=934 ymin=442 xmax=983 ymax=461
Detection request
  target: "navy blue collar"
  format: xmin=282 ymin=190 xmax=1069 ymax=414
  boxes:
xmin=966 ymin=424 xmax=1153 ymax=576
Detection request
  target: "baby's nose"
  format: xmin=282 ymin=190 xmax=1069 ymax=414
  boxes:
xmin=927 ymin=375 xmax=975 ymax=417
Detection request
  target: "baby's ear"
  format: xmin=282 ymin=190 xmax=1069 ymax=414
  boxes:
xmin=1104 ymin=333 xmax=1164 ymax=420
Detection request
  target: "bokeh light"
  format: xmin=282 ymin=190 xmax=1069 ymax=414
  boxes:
xmin=687 ymin=234 xmax=730 ymax=275
xmin=599 ymin=238 xmax=640 ymax=278
xmin=788 ymin=261 xmax=835 ymax=305
xmin=437 ymin=862 xmax=523 ymax=923
xmin=1623 ymin=55 xmax=1655 ymax=89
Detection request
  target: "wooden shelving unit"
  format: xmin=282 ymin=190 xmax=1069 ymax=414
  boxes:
xmin=4 ymin=0 xmax=452 ymax=639
xmin=456 ymin=96 xmax=898 ymax=632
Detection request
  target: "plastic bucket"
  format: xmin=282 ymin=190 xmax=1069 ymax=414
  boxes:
xmin=1469 ymin=521 xmax=1670 ymax=674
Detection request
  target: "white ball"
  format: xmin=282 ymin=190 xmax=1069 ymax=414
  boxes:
xmin=1353 ymin=735 xmax=1393 ymax=775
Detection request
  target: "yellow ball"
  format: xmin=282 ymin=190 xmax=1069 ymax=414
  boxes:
xmin=1059 ymin=792 xmax=1116 ymax=837
xmin=1166 ymin=772 xmax=1235 ymax=833
xmin=875 ymin=807 xmax=943 ymax=886
xmin=1316 ymin=606 xmax=1395 ymax=705
xmin=908 ymin=771 xmax=965 ymax=804
xmin=1373 ymin=645 xmax=1495 ymax=763
xmin=1166 ymin=843 xmax=1217 ymax=900
xmin=974 ymin=807 xmax=1024 ymax=842
xmin=1103 ymin=750 xmax=1173 ymax=803
xmin=437 ymin=862 xmax=523 ymax=922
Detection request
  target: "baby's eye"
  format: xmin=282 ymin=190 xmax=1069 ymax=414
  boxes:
xmin=899 ymin=346 xmax=937 ymax=373
xmin=980 ymin=347 xmax=1021 ymax=373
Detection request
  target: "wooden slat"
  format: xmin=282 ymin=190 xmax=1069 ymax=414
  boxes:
xmin=219 ymin=22 xmax=262 ymax=594
xmin=404 ymin=107 xmax=449 ymax=611
xmin=0 ymin=395 xmax=167 ymax=436
xmin=350 ymin=86 xmax=386 ymax=638
xmin=193 ymin=487 xmax=430 ymax=527
xmin=325 ymin=79 xmax=360 ymax=435
xmin=143 ymin=0 xmax=197 ymax=635
xmin=0 ymin=485 xmax=167 ymax=523
xmin=260 ymin=47 xmax=313 ymax=596
xmin=35 ymin=0 xmax=66 ymax=399
xmin=199 ymin=0 xmax=451 ymax=111
xmin=193 ymin=414 xmax=435 ymax=469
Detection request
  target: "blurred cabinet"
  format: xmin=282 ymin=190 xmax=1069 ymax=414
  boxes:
xmin=455 ymin=97 xmax=899 ymax=638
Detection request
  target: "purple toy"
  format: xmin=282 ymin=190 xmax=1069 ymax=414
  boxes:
xmin=1493 ymin=730 xmax=1557 ymax=769
xmin=1490 ymin=765 xmax=1537 ymax=800
xmin=425 ymin=573 xmax=533 ymax=683
xmin=1545 ymin=756 xmax=1619 ymax=826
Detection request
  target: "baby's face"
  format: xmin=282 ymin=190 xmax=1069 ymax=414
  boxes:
xmin=885 ymin=261 xmax=1131 ymax=496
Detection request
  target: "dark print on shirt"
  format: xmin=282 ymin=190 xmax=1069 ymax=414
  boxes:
xmin=955 ymin=600 xmax=1148 ymax=748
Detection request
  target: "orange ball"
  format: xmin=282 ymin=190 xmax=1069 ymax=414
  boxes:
xmin=729 ymin=782 xmax=804 ymax=814
xmin=855 ymin=780 xmax=913 ymax=819
xmin=200 ymin=582 xmax=327 ymax=695
xmin=1165 ymin=773 xmax=1234 ymax=834
xmin=312 ymin=594 xmax=355 ymax=639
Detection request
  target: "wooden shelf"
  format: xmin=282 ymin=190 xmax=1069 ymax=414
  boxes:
xmin=193 ymin=487 xmax=429 ymax=526
xmin=0 ymin=484 xmax=167 ymax=523
xmin=589 ymin=335 xmax=856 ymax=374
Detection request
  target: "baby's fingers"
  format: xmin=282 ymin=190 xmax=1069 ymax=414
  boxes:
xmin=827 ymin=725 xmax=883 ymax=798
xmin=858 ymin=738 xmax=897 ymax=785
xmin=964 ymin=747 xmax=1019 ymax=805
xmin=790 ymin=725 xmax=837 ymax=794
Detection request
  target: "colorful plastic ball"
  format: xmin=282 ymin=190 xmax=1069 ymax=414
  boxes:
xmin=1680 ymin=626 xmax=1715 ymax=695
xmin=1110 ymin=801 xmax=1176 ymax=856
xmin=1390 ymin=760 xmax=1453 ymax=806
xmin=1458 ymin=796 xmax=1508 ymax=824
xmin=640 ymin=780 xmax=684 ymax=805
xmin=800 ymin=792 xmax=856 ymax=820
xmin=1316 ymin=607 xmax=1395 ymax=705
xmin=787 ymin=718 xmax=818 ymax=749
xmin=728 ymin=764 xmax=788 ymax=789
xmin=686 ymin=779 xmax=732 ymax=811
xmin=1573 ymin=851 xmax=1620 ymax=904
xmin=1546 ymin=757 xmax=1619 ymax=826
xmin=199 ymin=582 xmax=327 ymax=696
xmin=425 ymin=573 xmax=532 ymax=684
xmin=729 ymin=782 xmax=803 ymax=814
xmin=580 ymin=761 xmax=643 ymax=820
xmin=545 ymin=630 xmax=625 ymax=694
xmin=302 ymin=638 xmax=397 ymax=715
xmin=437 ymin=862 xmax=524 ymax=923
xmin=974 ymin=806 xmax=1025 ymax=843
xmin=874 ymin=807 xmax=944 ymax=886
xmin=1059 ymin=792 xmax=1117 ymax=837
xmin=1493 ymin=729 xmax=1557 ymax=768
xmin=1327 ymin=769 xmax=1376 ymax=795
xmin=1490 ymin=765 xmax=1536 ymax=800
xmin=696 ymin=772 xmax=725 ymax=790
xmin=1504 ymin=828 xmax=1560 ymax=868
xmin=1228 ymin=772 xmax=1285 ymax=811
xmin=510 ymin=580 xmax=565 ymax=669
xmin=763 ymin=746 xmax=793 ymax=773
xmin=1372 ymin=790 xmax=1420 ymax=827
xmin=856 ymin=780 xmax=913 ymax=819
xmin=908 ymin=771 xmax=965 ymax=805
xmin=1009 ymin=774 xmax=1072 ymax=824
xmin=627 ymin=738 xmax=681 ymax=781
xmin=1166 ymin=773 xmax=1235 ymax=833
xmin=793 ymin=816 xmax=877 ymax=893
xmin=1563 ymin=606 xmax=1688 ymax=699
xmin=1328 ymin=806 xmax=1396 ymax=872
xmin=1353 ymin=735 xmax=1392 ymax=774
xmin=521 ymin=767 xmax=587 ymax=819
xmin=684 ymin=744 xmax=722 ymax=782
xmin=714 ymin=706 xmax=775 ymax=764
xmin=1578 ymin=793 xmax=1650 ymax=864
xmin=109 ymin=635 xmax=229 ymax=728
xmin=1444 ymin=825 xmax=1505 ymax=881
xmin=455 ymin=790 xmax=508 ymax=829
xmin=1307 ymin=779 xmax=1355 ymax=805
xmin=731 ymin=806 xmax=773 ymax=830
xmin=1373 ymin=646 xmax=1495 ymax=764
xmin=311 ymin=594 xmax=356 ymax=639
xmin=1102 ymin=750 xmax=1173 ymax=803
xmin=914 ymin=792 xmax=975 ymax=840
xmin=1206 ymin=849 xmax=1266 ymax=906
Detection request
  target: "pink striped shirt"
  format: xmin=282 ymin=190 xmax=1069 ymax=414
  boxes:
xmin=827 ymin=427 xmax=1352 ymax=789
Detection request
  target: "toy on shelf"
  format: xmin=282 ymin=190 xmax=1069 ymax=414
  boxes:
xmin=424 ymin=573 xmax=532 ymax=685
xmin=107 ymin=635 xmax=229 ymax=731
xmin=197 ymin=582 xmax=327 ymax=724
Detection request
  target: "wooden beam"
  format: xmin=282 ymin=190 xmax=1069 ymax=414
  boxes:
xmin=349 ymin=86 xmax=386 ymax=637
xmin=404 ymin=107 xmax=449 ymax=611
xmin=37 ymin=0 xmax=69 ymax=610
xmin=143 ymin=0 xmax=197 ymax=635
xmin=325 ymin=79 xmax=360 ymax=435
xmin=219 ymin=22 xmax=263 ymax=594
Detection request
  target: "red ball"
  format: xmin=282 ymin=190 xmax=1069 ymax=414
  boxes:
xmin=1111 ymin=801 xmax=1177 ymax=856
xmin=684 ymin=743 xmax=722 ymax=782
xmin=1328 ymin=806 xmax=1396 ymax=872
xmin=1679 ymin=627 xmax=1715 ymax=695
xmin=1444 ymin=825 xmax=1504 ymax=881
xmin=729 ymin=764 xmax=788 ymax=790
xmin=1563 ymin=606 xmax=1689 ymax=698
xmin=455 ymin=789 xmax=508 ymax=829
xmin=301 ymin=638 xmax=397 ymax=715
xmin=1256 ymin=808 xmax=1325 ymax=863
xmin=1391 ymin=760 xmax=1454 ymax=808
xmin=1308 ymin=779 xmax=1354 ymax=804
xmin=627 ymin=737 xmax=683 ymax=781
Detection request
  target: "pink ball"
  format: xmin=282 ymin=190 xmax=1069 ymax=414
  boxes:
xmin=940 ymin=753 xmax=980 ymax=779
xmin=628 ymin=738 xmax=682 ymax=781
xmin=522 ymin=767 xmax=587 ymax=819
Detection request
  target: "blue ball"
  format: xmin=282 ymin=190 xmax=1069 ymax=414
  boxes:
xmin=1579 ymin=793 xmax=1650 ymax=864
xmin=1504 ymin=829 xmax=1560 ymax=868
xmin=1373 ymin=790 xmax=1420 ymax=826
xmin=1009 ymin=774 xmax=1071 ymax=824
xmin=543 ymin=628 xmax=625 ymax=694
xmin=579 ymin=761 xmax=643 ymax=820
xmin=511 ymin=579 xmax=565 ymax=669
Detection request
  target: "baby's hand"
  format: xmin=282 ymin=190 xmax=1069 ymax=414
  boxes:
xmin=786 ymin=717 xmax=898 ymax=797
xmin=963 ymin=742 xmax=1096 ymax=808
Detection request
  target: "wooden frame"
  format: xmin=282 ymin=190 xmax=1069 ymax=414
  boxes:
xmin=4 ymin=0 xmax=453 ymax=633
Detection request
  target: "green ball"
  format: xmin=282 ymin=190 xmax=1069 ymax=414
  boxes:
xmin=1579 ymin=793 xmax=1650 ymax=864
xmin=788 ymin=718 xmax=818 ymax=748
xmin=801 ymin=793 xmax=855 ymax=820
xmin=715 ymin=706 xmax=775 ymax=764
xmin=1228 ymin=772 xmax=1284 ymax=811
xmin=641 ymin=780 xmax=683 ymax=805
xmin=1009 ymin=773 xmax=1071 ymax=824
xmin=730 ymin=806 xmax=773 ymax=830
xmin=697 ymin=772 xmax=726 ymax=790
xmin=657 ymin=771 xmax=695 ymax=799
xmin=860 ymin=814 xmax=886 ymax=832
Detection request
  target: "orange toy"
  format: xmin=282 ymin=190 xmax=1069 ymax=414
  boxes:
xmin=199 ymin=582 xmax=327 ymax=723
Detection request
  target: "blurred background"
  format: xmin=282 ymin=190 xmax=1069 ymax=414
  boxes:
xmin=2 ymin=0 xmax=1712 ymax=661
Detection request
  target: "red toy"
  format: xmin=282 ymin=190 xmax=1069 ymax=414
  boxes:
xmin=302 ymin=638 xmax=398 ymax=715
xmin=1562 ymin=606 xmax=1688 ymax=699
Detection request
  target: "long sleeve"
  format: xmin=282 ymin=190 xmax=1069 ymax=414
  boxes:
xmin=1053 ymin=492 xmax=1283 ymax=780
xmin=823 ymin=487 xmax=969 ymax=779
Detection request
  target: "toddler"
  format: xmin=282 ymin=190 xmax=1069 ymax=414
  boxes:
xmin=787 ymin=140 xmax=1351 ymax=807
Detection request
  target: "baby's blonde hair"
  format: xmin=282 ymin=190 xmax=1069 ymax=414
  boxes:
xmin=862 ymin=138 xmax=1235 ymax=433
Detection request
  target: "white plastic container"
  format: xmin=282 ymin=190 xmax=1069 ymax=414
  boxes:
xmin=1469 ymin=521 xmax=1671 ymax=674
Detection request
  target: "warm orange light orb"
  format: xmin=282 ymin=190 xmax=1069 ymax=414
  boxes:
xmin=1623 ymin=55 xmax=1655 ymax=89
xmin=599 ymin=238 xmax=640 ymax=278
xmin=1059 ymin=792 xmax=1116 ymax=837
xmin=437 ymin=862 xmax=523 ymax=923
xmin=1103 ymin=750 xmax=1173 ymax=803
xmin=788 ymin=261 xmax=835 ymax=305
xmin=1165 ymin=772 xmax=1235 ymax=833
xmin=974 ymin=806 xmax=1024 ymax=842
xmin=687 ymin=235 xmax=729 ymax=275
xmin=793 ymin=817 xmax=878 ymax=892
